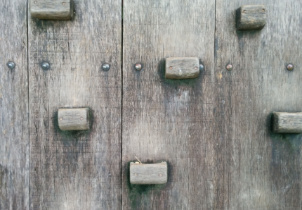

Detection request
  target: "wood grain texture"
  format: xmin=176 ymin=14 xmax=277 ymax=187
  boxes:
xmin=28 ymin=0 xmax=121 ymax=209
xmin=122 ymin=0 xmax=216 ymax=209
xmin=236 ymin=5 xmax=266 ymax=30
xmin=273 ymin=112 xmax=302 ymax=133
xmin=30 ymin=0 xmax=73 ymax=20
xmin=165 ymin=57 xmax=200 ymax=79
xmin=130 ymin=162 xmax=167 ymax=185
xmin=216 ymin=0 xmax=302 ymax=209
xmin=58 ymin=108 xmax=90 ymax=131
xmin=0 ymin=0 xmax=29 ymax=209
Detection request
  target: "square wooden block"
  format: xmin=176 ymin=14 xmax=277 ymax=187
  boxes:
xmin=273 ymin=112 xmax=302 ymax=134
xmin=165 ymin=57 xmax=200 ymax=79
xmin=30 ymin=0 xmax=74 ymax=20
xmin=236 ymin=5 xmax=266 ymax=30
xmin=130 ymin=162 xmax=168 ymax=185
xmin=58 ymin=108 xmax=90 ymax=131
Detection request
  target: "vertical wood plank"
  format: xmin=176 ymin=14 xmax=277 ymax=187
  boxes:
xmin=122 ymin=0 xmax=217 ymax=209
xmin=0 ymin=0 xmax=29 ymax=209
xmin=215 ymin=0 xmax=302 ymax=209
xmin=28 ymin=0 xmax=122 ymax=209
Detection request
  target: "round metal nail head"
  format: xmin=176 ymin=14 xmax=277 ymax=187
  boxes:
xmin=199 ymin=64 xmax=205 ymax=71
xmin=135 ymin=63 xmax=143 ymax=71
xmin=102 ymin=63 xmax=110 ymax=71
xmin=226 ymin=64 xmax=233 ymax=71
xmin=286 ymin=64 xmax=294 ymax=71
xmin=41 ymin=62 xmax=50 ymax=70
xmin=7 ymin=61 xmax=16 ymax=70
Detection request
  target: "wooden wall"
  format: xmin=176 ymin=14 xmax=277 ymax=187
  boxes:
xmin=1 ymin=0 xmax=302 ymax=209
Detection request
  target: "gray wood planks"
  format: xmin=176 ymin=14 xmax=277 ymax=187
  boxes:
xmin=28 ymin=0 xmax=122 ymax=209
xmin=122 ymin=0 xmax=216 ymax=209
xmin=215 ymin=0 xmax=302 ymax=209
xmin=0 ymin=0 xmax=29 ymax=209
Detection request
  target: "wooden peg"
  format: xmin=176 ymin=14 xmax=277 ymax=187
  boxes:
xmin=236 ymin=5 xmax=266 ymax=30
xmin=58 ymin=108 xmax=90 ymax=131
xmin=30 ymin=0 xmax=74 ymax=20
xmin=165 ymin=57 xmax=200 ymax=79
xmin=273 ymin=112 xmax=302 ymax=133
xmin=130 ymin=162 xmax=168 ymax=185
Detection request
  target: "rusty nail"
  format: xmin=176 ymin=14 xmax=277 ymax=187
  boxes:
xmin=286 ymin=63 xmax=294 ymax=71
xmin=7 ymin=61 xmax=16 ymax=70
xmin=226 ymin=64 xmax=233 ymax=71
xmin=134 ymin=63 xmax=143 ymax=71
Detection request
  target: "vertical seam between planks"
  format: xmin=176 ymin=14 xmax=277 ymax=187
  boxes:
xmin=214 ymin=0 xmax=217 ymax=63
xmin=26 ymin=0 xmax=30 ymax=209
xmin=121 ymin=0 xmax=124 ymax=209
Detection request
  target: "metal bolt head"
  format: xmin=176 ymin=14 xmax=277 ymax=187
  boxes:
xmin=134 ymin=63 xmax=143 ymax=71
xmin=286 ymin=63 xmax=294 ymax=71
xmin=199 ymin=63 xmax=205 ymax=71
xmin=41 ymin=62 xmax=50 ymax=70
xmin=7 ymin=61 xmax=16 ymax=70
xmin=226 ymin=64 xmax=233 ymax=71
xmin=102 ymin=63 xmax=110 ymax=71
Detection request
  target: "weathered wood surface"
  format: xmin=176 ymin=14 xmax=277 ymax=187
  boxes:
xmin=236 ymin=5 xmax=266 ymax=30
xmin=165 ymin=57 xmax=200 ymax=79
xmin=28 ymin=0 xmax=121 ymax=209
xmin=216 ymin=0 xmax=302 ymax=209
xmin=30 ymin=0 xmax=73 ymax=20
xmin=122 ymin=0 xmax=216 ymax=209
xmin=58 ymin=108 xmax=90 ymax=131
xmin=130 ymin=162 xmax=168 ymax=185
xmin=0 ymin=0 xmax=29 ymax=209
xmin=1 ymin=0 xmax=302 ymax=209
xmin=273 ymin=112 xmax=302 ymax=133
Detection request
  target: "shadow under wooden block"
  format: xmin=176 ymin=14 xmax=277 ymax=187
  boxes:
xmin=273 ymin=112 xmax=302 ymax=134
xmin=236 ymin=5 xmax=266 ymax=30
xmin=58 ymin=108 xmax=90 ymax=131
xmin=130 ymin=162 xmax=168 ymax=185
xmin=30 ymin=0 xmax=74 ymax=20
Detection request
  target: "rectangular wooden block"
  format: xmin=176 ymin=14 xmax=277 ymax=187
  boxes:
xmin=273 ymin=112 xmax=302 ymax=133
xmin=165 ymin=57 xmax=200 ymax=79
xmin=236 ymin=5 xmax=266 ymax=30
xmin=58 ymin=108 xmax=90 ymax=131
xmin=130 ymin=162 xmax=168 ymax=185
xmin=30 ymin=0 xmax=73 ymax=20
